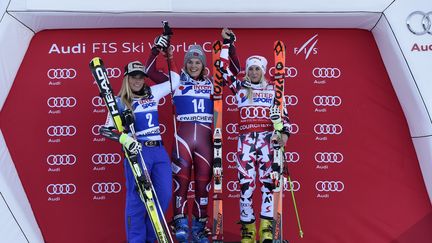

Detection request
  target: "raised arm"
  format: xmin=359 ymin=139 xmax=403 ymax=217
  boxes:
xmin=145 ymin=35 xmax=171 ymax=84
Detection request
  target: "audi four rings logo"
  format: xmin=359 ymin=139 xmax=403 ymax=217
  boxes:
xmin=315 ymin=152 xmax=344 ymax=163
xmin=227 ymin=181 xmax=240 ymax=192
xmin=226 ymin=152 xmax=237 ymax=163
xmin=284 ymin=95 xmax=298 ymax=106
xmin=47 ymin=126 xmax=76 ymax=136
xmin=283 ymin=180 xmax=300 ymax=192
xmin=188 ymin=181 xmax=195 ymax=192
xmin=240 ymin=107 xmax=269 ymax=119
xmin=284 ymin=152 xmax=300 ymax=163
xmin=92 ymin=96 xmax=105 ymax=107
xmin=47 ymin=97 xmax=77 ymax=108
xmin=46 ymin=183 xmax=76 ymax=195
xmin=313 ymin=96 xmax=342 ymax=106
xmin=226 ymin=123 xmax=238 ymax=134
xmin=92 ymin=125 xmax=103 ymax=136
xmin=92 ymin=182 xmax=122 ymax=194
xmin=289 ymin=124 xmax=299 ymax=135
xmin=312 ymin=67 xmax=341 ymax=79
xmin=269 ymin=66 xmax=298 ymax=78
xmin=407 ymin=11 xmax=432 ymax=35
xmin=315 ymin=181 xmax=344 ymax=192
xmin=105 ymin=68 xmax=122 ymax=78
xmin=47 ymin=68 xmax=77 ymax=79
xmin=314 ymin=124 xmax=342 ymax=135
xmin=92 ymin=153 xmax=122 ymax=164
xmin=225 ymin=95 xmax=237 ymax=106
xmin=47 ymin=154 xmax=77 ymax=166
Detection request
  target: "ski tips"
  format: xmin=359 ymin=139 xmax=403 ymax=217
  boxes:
xmin=89 ymin=57 xmax=103 ymax=67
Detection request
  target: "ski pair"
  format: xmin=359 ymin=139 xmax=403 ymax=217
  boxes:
xmin=271 ymin=40 xmax=304 ymax=241
xmin=89 ymin=57 xmax=173 ymax=243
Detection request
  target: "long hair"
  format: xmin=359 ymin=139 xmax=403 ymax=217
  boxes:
xmin=243 ymin=71 xmax=268 ymax=102
xmin=117 ymin=76 xmax=149 ymax=111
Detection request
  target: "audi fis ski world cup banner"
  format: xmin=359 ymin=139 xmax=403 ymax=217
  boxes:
xmin=0 ymin=28 xmax=430 ymax=243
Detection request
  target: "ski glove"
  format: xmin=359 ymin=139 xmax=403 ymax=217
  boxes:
xmin=221 ymin=28 xmax=236 ymax=44
xmin=269 ymin=105 xmax=284 ymax=132
xmin=241 ymin=79 xmax=252 ymax=88
xmin=154 ymin=35 xmax=169 ymax=49
xmin=119 ymin=133 xmax=141 ymax=155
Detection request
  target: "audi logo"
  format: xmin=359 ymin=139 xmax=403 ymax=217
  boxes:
xmin=407 ymin=11 xmax=432 ymax=35
xmin=315 ymin=152 xmax=344 ymax=163
xmin=92 ymin=96 xmax=105 ymax=107
xmin=92 ymin=125 xmax=103 ymax=136
xmin=47 ymin=154 xmax=77 ymax=166
xmin=227 ymin=181 xmax=240 ymax=192
xmin=284 ymin=152 xmax=300 ymax=163
xmin=240 ymin=106 xmax=269 ymax=119
xmin=314 ymin=124 xmax=342 ymax=135
xmin=158 ymin=97 xmax=166 ymax=106
xmin=226 ymin=152 xmax=237 ymax=163
xmin=188 ymin=181 xmax=195 ymax=192
xmin=105 ymin=67 xmax=122 ymax=78
xmin=269 ymin=66 xmax=298 ymax=78
xmin=92 ymin=182 xmax=122 ymax=194
xmin=92 ymin=153 xmax=122 ymax=164
xmin=47 ymin=125 xmax=76 ymax=137
xmin=47 ymin=68 xmax=77 ymax=79
xmin=226 ymin=123 xmax=238 ymax=134
xmin=289 ymin=123 xmax=299 ymax=135
xmin=312 ymin=67 xmax=341 ymax=79
xmin=315 ymin=181 xmax=344 ymax=192
xmin=313 ymin=96 xmax=342 ymax=106
xmin=159 ymin=124 xmax=166 ymax=135
xmin=284 ymin=95 xmax=298 ymax=106
xmin=225 ymin=95 xmax=237 ymax=106
xmin=47 ymin=97 xmax=77 ymax=108
xmin=283 ymin=180 xmax=300 ymax=192
xmin=46 ymin=183 xmax=76 ymax=195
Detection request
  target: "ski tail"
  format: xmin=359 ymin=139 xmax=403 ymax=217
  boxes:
xmin=89 ymin=57 xmax=171 ymax=243
xmin=212 ymin=40 xmax=224 ymax=242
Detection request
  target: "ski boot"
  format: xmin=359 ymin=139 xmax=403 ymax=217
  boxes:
xmin=240 ymin=221 xmax=256 ymax=243
xmin=173 ymin=216 xmax=189 ymax=243
xmin=191 ymin=217 xmax=210 ymax=243
xmin=259 ymin=218 xmax=274 ymax=243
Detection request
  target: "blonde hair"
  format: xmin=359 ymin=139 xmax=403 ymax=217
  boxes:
xmin=117 ymin=76 xmax=148 ymax=111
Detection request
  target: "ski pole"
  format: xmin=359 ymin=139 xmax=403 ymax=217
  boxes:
xmin=286 ymin=173 xmax=304 ymax=238
xmin=161 ymin=20 xmax=180 ymax=161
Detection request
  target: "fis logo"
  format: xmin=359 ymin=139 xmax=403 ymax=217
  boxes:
xmin=294 ymin=34 xmax=319 ymax=60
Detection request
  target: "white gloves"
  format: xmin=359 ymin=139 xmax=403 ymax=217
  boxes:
xmin=119 ymin=134 xmax=141 ymax=155
xmin=269 ymin=105 xmax=283 ymax=131
xmin=154 ymin=35 xmax=169 ymax=49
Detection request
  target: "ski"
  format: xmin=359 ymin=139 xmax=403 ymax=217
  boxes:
xmin=89 ymin=57 xmax=172 ymax=243
xmin=212 ymin=40 xmax=224 ymax=243
xmin=271 ymin=40 xmax=286 ymax=243
xmin=271 ymin=41 xmax=304 ymax=242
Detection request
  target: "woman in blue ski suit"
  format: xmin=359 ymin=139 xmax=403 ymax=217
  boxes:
xmin=101 ymin=34 xmax=179 ymax=243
